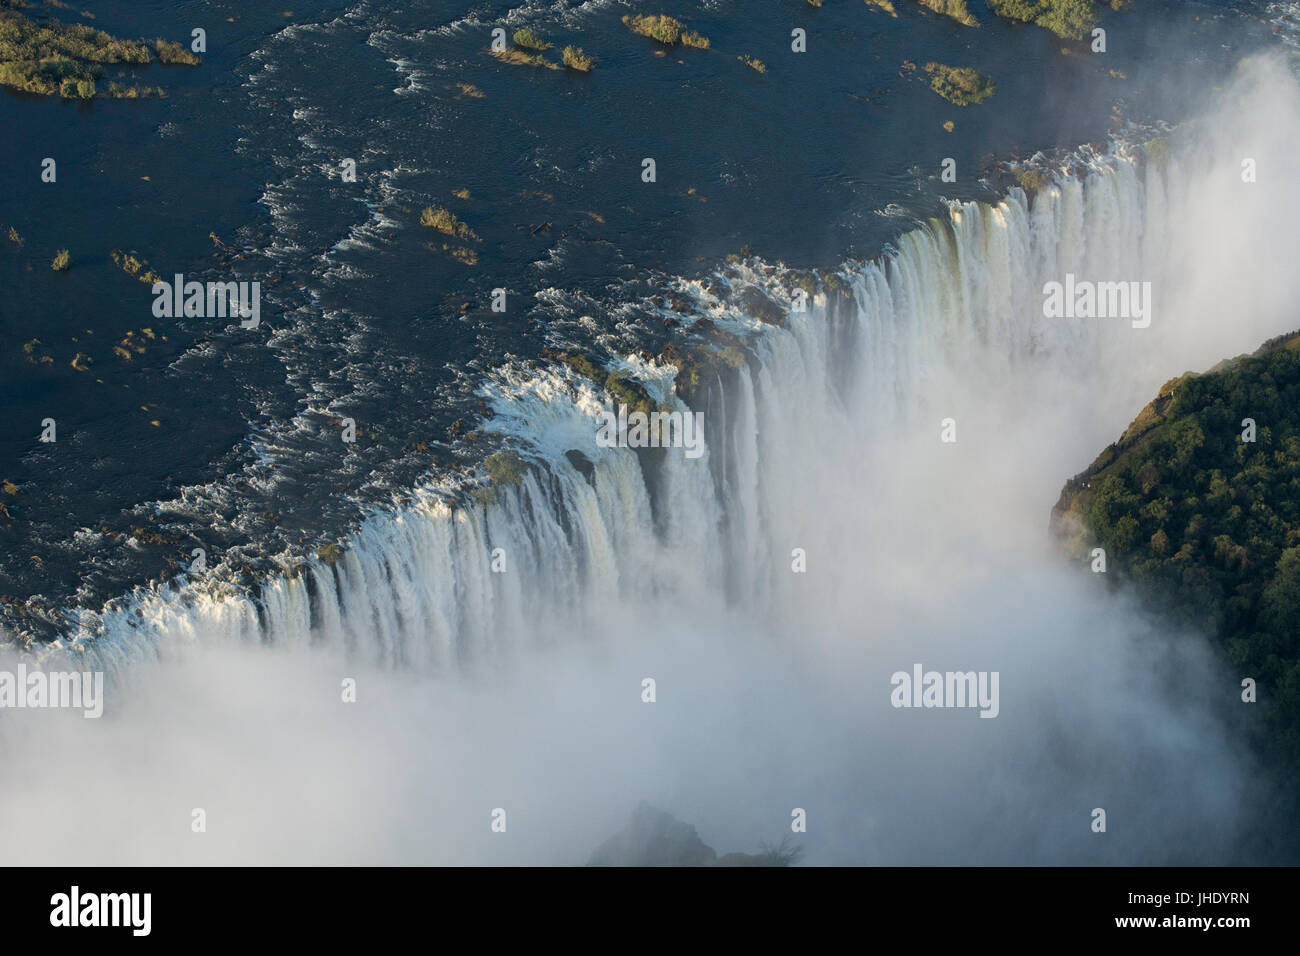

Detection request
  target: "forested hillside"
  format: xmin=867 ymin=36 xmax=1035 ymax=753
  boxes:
xmin=1053 ymin=332 xmax=1300 ymax=793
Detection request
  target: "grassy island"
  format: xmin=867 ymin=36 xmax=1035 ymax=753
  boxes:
xmin=622 ymin=14 xmax=709 ymax=49
xmin=925 ymin=62 xmax=995 ymax=105
xmin=421 ymin=206 xmax=478 ymax=241
xmin=0 ymin=6 xmax=199 ymax=99
xmin=562 ymin=45 xmax=596 ymax=71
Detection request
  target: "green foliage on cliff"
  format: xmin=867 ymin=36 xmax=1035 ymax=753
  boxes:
xmin=1053 ymin=332 xmax=1300 ymax=790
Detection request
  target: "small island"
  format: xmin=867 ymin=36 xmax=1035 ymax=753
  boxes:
xmin=0 ymin=3 xmax=199 ymax=99
xmin=622 ymin=13 xmax=709 ymax=49
xmin=925 ymin=62 xmax=996 ymax=105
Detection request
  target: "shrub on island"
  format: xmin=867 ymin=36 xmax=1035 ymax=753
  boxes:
xmin=0 ymin=8 xmax=199 ymax=98
xmin=420 ymin=206 xmax=479 ymax=241
xmin=622 ymin=14 xmax=709 ymax=49
xmin=925 ymin=62 xmax=995 ymax=106
xmin=512 ymin=28 xmax=552 ymax=51
xmin=562 ymin=45 xmax=596 ymax=71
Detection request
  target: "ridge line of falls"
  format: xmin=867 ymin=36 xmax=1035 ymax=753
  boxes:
xmin=39 ymin=146 xmax=1173 ymax=686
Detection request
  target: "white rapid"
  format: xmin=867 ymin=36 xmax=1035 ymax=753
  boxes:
xmin=5 ymin=55 xmax=1300 ymax=865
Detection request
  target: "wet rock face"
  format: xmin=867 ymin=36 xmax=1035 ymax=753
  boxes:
xmin=564 ymin=449 xmax=596 ymax=485
xmin=735 ymin=287 xmax=788 ymax=328
xmin=587 ymin=802 xmax=718 ymax=866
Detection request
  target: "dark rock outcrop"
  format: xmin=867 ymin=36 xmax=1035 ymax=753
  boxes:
xmin=588 ymin=802 xmax=717 ymax=866
xmin=587 ymin=802 xmax=802 ymax=866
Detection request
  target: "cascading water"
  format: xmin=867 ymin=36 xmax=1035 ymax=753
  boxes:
xmin=10 ymin=60 xmax=1300 ymax=859
xmin=43 ymin=143 xmax=1176 ymax=680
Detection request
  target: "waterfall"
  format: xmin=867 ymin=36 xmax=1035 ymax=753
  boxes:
xmin=42 ymin=144 xmax=1183 ymax=680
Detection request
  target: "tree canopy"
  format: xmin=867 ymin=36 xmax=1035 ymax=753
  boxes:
xmin=1053 ymin=332 xmax=1300 ymax=795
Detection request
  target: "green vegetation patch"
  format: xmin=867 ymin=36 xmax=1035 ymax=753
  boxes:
xmin=484 ymin=450 xmax=528 ymax=486
xmin=924 ymin=62 xmax=995 ymax=106
xmin=622 ymin=14 xmax=709 ymax=49
xmin=916 ymin=0 xmax=979 ymax=28
xmin=1051 ymin=332 xmax=1300 ymax=795
xmin=562 ymin=45 xmax=596 ymax=71
xmin=0 ymin=8 xmax=199 ymax=98
xmin=1014 ymin=167 xmax=1050 ymax=194
xmin=420 ymin=206 xmax=479 ymax=241
xmin=153 ymin=38 xmax=199 ymax=65
xmin=658 ymin=324 xmax=750 ymax=406
xmin=445 ymin=245 xmax=477 ymax=265
xmin=316 ymin=543 xmax=345 ymax=565
xmin=490 ymin=48 xmax=559 ymax=69
xmin=987 ymin=0 xmax=1102 ymax=41
xmin=512 ymin=28 xmax=552 ymax=51
xmin=544 ymin=348 xmax=663 ymax=417
xmin=111 ymin=249 xmax=161 ymax=284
